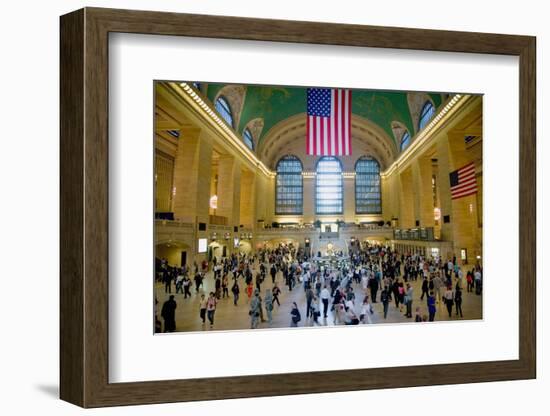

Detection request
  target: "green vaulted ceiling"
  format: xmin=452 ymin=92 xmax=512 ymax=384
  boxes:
xmin=205 ymin=83 xmax=443 ymax=146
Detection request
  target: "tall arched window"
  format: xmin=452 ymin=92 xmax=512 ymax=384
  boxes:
xmin=316 ymin=156 xmax=343 ymax=215
xmin=355 ymin=157 xmax=381 ymax=214
xmin=215 ymin=96 xmax=234 ymax=128
xmin=276 ymin=155 xmax=303 ymax=215
xmin=243 ymin=128 xmax=254 ymax=151
xmin=400 ymin=131 xmax=411 ymax=152
xmin=418 ymin=101 xmax=435 ymax=130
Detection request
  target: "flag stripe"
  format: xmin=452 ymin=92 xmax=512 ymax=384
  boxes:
xmin=306 ymin=88 xmax=352 ymax=156
xmin=450 ymin=162 xmax=478 ymax=200
xmin=451 ymin=177 xmax=476 ymax=190
xmin=330 ymin=89 xmax=335 ymax=156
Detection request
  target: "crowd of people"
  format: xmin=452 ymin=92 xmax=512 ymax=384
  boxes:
xmin=155 ymin=242 xmax=483 ymax=333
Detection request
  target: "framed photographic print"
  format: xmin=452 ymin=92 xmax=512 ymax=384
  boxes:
xmin=60 ymin=7 xmax=536 ymax=408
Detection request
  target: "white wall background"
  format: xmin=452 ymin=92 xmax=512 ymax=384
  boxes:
xmin=0 ymin=0 xmax=545 ymax=415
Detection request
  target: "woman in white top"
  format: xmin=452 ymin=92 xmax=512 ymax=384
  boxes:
xmin=360 ymin=296 xmax=374 ymax=324
xmin=361 ymin=273 xmax=369 ymax=292
xmin=344 ymin=300 xmax=359 ymax=325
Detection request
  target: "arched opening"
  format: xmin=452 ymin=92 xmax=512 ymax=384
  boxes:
xmin=355 ymin=156 xmax=381 ymax=214
xmin=316 ymin=156 xmax=343 ymax=215
xmin=214 ymin=95 xmax=234 ymax=128
xmin=276 ymin=155 xmax=303 ymax=215
xmin=418 ymin=101 xmax=435 ymax=130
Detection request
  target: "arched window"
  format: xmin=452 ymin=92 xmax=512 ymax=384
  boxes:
xmin=355 ymin=157 xmax=381 ymax=214
xmin=243 ymin=128 xmax=254 ymax=151
xmin=215 ymin=95 xmax=234 ymax=128
xmin=400 ymin=131 xmax=411 ymax=152
xmin=418 ymin=101 xmax=435 ymax=130
xmin=316 ymin=156 xmax=343 ymax=215
xmin=276 ymin=155 xmax=303 ymax=215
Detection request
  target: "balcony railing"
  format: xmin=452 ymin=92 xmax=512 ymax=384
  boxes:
xmin=394 ymin=227 xmax=435 ymax=241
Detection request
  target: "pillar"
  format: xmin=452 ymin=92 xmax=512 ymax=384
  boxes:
xmin=412 ymin=155 xmax=435 ymax=228
xmin=217 ymin=155 xmax=241 ymax=228
xmin=302 ymin=176 xmax=315 ymax=223
xmin=398 ymin=167 xmax=414 ymax=228
xmin=343 ymin=176 xmax=355 ymax=222
xmin=436 ymin=132 xmax=478 ymax=262
xmin=172 ymin=127 xmax=212 ymax=225
xmin=239 ymin=168 xmax=256 ymax=228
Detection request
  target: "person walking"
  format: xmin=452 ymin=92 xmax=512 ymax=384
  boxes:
xmin=305 ymin=287 xmax=315 ymax=318
xmin=246 ymin=281 xmax=254 ymax=303
xmin=264 ymin=289 xmax=274 ymax=326
xmin=163 ymin=271 xmax=172 ymax=294
xmin=360 ymin=296 xmax=374 ymax=324
xmin=404 ymin=283 xmax=414 ymax=318
xmin=270 ymin=264 xmax=277 ymax=284
xmin=206 ymin=292 xmax=217 ymax=328
xmin=183 ymin=276 xmax=192 ymax=298
xmin=231 ymin=280 xmax=240 ymax=305
xmin=161 ymin=295 xmax=177 ymax=332
xmin=380 ymin=286 xmax=390 ymax=319
xmin=454 ymin=286 xmax=463 ymax=317
xmin=199 ymin=294 xmax=207 ymax=325
xmin=443 ymin=286 xmax=454 ymax=318
xmin=414 ymin=306 xmax=423 ymax=322
xmin=344 ymin=300 xmax=360 ymax=325
xmin=369 ymin=276 xmax=379 ymax=303
xmin=290 ymin=302 xmax=301 ymax=327
xmin=175 ymin=273 xmax=184 ymax=294
xmin=222 ymin=274 xmax=229 ymax=298
xmin=310 ymin=296 xmax=320 ymax=325
xmin=194 ymin=272 xmax=203 ymax=293
xmin=320 ymin=285 xmax=330 ymax=318
xmin=272 ymin=283 xmax=281 ymax=307
xmin=427 ymin=291 xmax=436 ymax=322
xmin=433 ymin=274 xmax=443 ymax=304
xmin=249 ymin=290 xmax=262 ymax=329
xmin=420 ymin=277 xmax=429 ymax=300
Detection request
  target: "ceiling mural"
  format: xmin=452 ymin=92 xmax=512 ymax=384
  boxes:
xmin=203 ymin=82 xmax=445 ymax=147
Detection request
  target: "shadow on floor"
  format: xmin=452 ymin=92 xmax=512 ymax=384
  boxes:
xmin=35 ymin=384 xmax=59 ymax=399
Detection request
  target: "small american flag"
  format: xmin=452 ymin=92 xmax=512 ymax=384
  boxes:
xmin=449 ymin=162 xmax=477 ymax=199
xmin=306 ymin=88 xmax=352 ymax=156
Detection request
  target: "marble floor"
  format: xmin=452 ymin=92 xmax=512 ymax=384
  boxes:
xmin=155 ymin=263 xmax=482 ymax=334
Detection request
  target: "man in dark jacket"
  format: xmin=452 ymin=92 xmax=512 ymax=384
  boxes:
xmin=420 ymin=277 xmax=429 ymax=300
xmin=161 ymin=295 xmax=177 ymax=332
xmin=369 ymin=276 xmax=379 ymax=303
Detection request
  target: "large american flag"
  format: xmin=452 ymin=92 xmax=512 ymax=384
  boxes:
xmin=306 ymin=88 xmax=352 ymax=156
xmin=449 ymin=162 xmax=477 ymax=199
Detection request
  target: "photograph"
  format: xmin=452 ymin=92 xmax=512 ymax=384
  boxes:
xmin=153 ymin=81 xmax=483 ymax=333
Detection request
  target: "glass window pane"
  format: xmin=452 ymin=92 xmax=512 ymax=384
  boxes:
xmin=400 ymin=131 xmax=411 ymax=152
xmin=418 ymin=101 xmax=435 ymax=130
xmin=215 ymin=96 xmax=234 ymax=128
xmin=243 ymin=128 xmax=254 ymax=150
xmin=355 ymin=156 xmax=381 ymax=214
xmin=316 ymin=156 xmax=343 ymax=215
xmin=276 ymin=155 xmax=303 ymax=215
